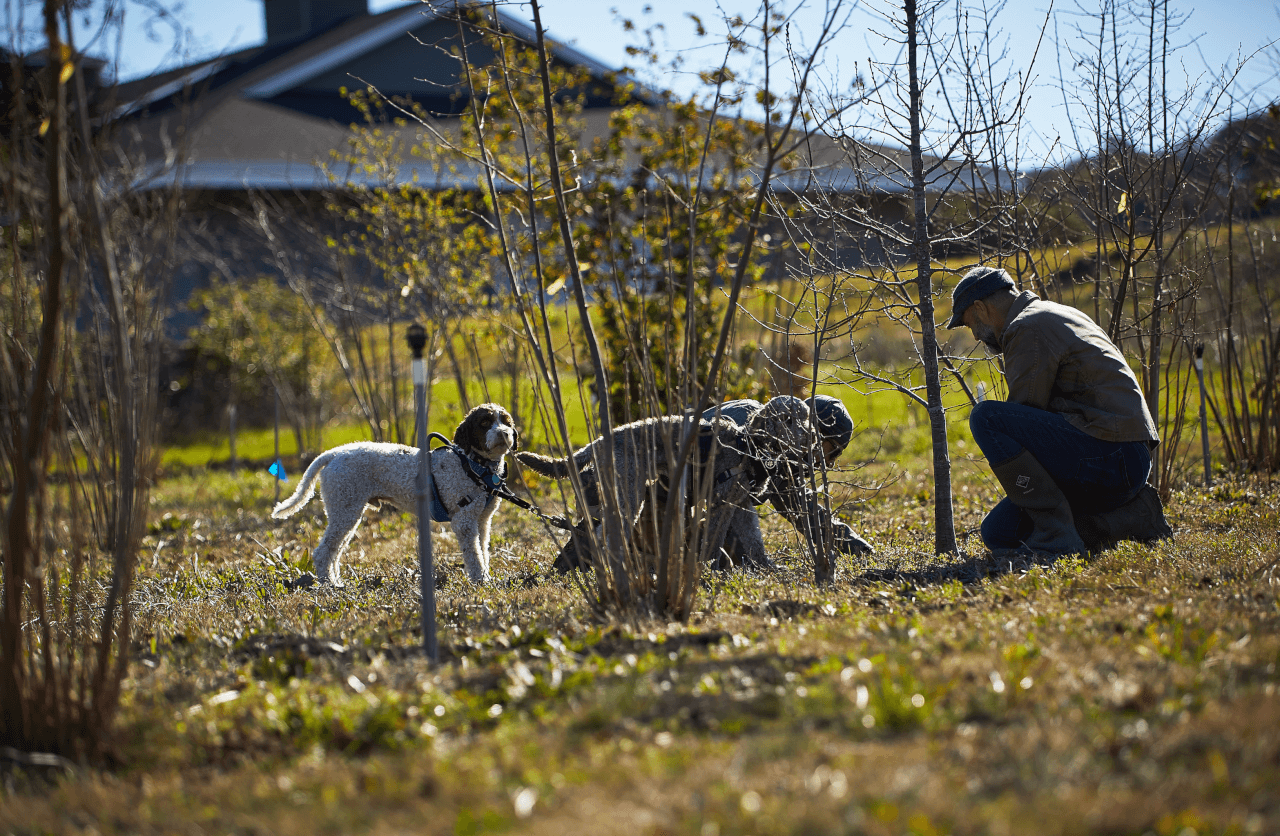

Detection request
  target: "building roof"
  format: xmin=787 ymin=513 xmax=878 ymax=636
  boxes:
xmin=115 ymin=1 xmax=1013 ymax=198
xmin=118 ymin=0 xmax=652 ymax=193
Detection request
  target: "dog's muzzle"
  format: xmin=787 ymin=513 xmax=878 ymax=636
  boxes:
xmin=488 ymin=426 xmax=515 ymax=452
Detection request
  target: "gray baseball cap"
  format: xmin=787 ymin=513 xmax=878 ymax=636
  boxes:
xmin=808 ymin=395 xmax=853 ymax=457
xmin=947 ymin=266 xmax=1015 ymax=329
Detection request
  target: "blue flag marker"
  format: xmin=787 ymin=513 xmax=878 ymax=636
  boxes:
xmin=268 ymin=460 xmax=287 ymax=482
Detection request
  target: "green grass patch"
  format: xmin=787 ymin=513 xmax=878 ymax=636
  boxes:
xmin=15 ymin=235 xmax=1280 ymax=834
xmin=10 ymin=404 xmax=1275 ymax=836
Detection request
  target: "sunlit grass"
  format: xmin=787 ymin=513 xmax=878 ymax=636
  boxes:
xmin=18 ymin=223 xmax=1275 ymax=834
xmin=12 ymin=387 xmax=1279 ymax=836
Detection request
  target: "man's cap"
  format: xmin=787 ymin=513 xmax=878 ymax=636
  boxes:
xmin=946 ymin=266 xmax=1016 ymax=329
xmin=808 ymin=395 xmax=853 ymax=457
xmin=762 ymin=395 xmax=809 ymax=423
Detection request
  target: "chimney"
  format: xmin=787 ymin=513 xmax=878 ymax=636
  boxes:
xmin=263 ymin=0 xmax=369 ymax=45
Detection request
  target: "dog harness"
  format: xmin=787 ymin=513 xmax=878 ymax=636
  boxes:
xmin=425 ymin=446 xmax=452 ymax=523
xmin=423 ymin=432 xmax=574 ymax=531
xmin=696 ymin=423 xmax=769 ymax=496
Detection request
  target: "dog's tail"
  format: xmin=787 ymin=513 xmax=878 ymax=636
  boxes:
xmin=514 ymin=450 xmax=573 ymax=478
xmin=515 ymin=446 xmax=594 ymax=478
xmin=271 ymin=449 xmax=338 ymax=519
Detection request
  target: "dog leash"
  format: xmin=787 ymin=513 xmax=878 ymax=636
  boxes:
xmin=439 ymin=436 xmax=576 ymax=532
xmin=489 ymin=481 xmax=576 ymax=532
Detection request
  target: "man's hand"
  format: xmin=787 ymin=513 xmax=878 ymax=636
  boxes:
xmin=834 ymin=521 xmax=873 ymax=556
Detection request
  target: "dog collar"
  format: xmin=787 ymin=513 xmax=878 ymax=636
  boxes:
xmin=456 ymin=447 xmax=506 ymax=493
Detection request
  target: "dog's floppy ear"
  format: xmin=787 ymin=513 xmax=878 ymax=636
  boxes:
xmin=453 ymin=405 xmax=488 ymax=452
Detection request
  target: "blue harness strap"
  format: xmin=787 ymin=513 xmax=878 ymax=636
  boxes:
xmin=428 ymin=478 xmax=452 ymax=523
xmin=426 ymin=434 xmax=505 ymax=523
xmin=424 ymin=433 xmax=456 ymax=523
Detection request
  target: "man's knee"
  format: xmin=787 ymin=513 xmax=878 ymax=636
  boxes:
xmin=968 ymin=399 xmax=1001 ymax=445
xmin=969 ymin=400 xmax=1025 ymax=464
xmin=969 ymin=398 xmax=999 ymax=427
xmin=967 ymin=399 xmax=998 ymax=445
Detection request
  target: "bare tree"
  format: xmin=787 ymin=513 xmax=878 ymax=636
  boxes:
xmin=1047 ymin=0 xmax=1257 ymax=493
xmin=790 ymin=0 xmax=1038 ymax=555
xmin=1197 ymin=106 xmax=1280 ymax=474
xmin=1 ymin=0 xmax=181 ymax=758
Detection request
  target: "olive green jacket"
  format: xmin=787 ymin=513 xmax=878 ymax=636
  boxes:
xmin=1000 ymin=292 xmax=1159 ymax=444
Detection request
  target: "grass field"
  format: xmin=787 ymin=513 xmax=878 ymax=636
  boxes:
xmin=4 ymin=406 xmax=1277 ymax=835
xmin=8 ymin=233 xmax=1278 ymax=833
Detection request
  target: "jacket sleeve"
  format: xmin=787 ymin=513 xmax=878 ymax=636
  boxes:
xmin=1002 ymin=320 xmax=1059 ymax=410
xmin=765 ymin=466 xmax=863 ymax=556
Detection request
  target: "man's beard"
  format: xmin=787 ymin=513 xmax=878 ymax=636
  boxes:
xmin=973 ymin=322 xmax=1002 ymax=354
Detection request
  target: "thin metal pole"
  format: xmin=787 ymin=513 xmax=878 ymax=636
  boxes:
xmin=408 ymin=324 xmax=438 ymax=662
xmin=1195 ymin=344 xmax=1211 ymax=489
xmin=228 ymin=401 xmax=238 ymax=477
xmin=274 ymin=389 xmax=281 ymax=506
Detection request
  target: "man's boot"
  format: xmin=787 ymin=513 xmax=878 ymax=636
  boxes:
xmin=1074 ymin=484 xmax=1174 ymax=552
xmin=990 ymin=449 xmax=1087 ymax=555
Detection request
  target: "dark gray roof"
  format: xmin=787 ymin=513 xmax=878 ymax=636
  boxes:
xmin=115 ymin=2 xmax=1012 ymax=197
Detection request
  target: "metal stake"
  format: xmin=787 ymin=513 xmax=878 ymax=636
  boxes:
xmin=407 ymin=322 xmax=438 ymax=662
xmin=1194 ymin=344 xmax=1211 ymax=489
xmin=274 ymin=389 xmax=281 ymax=506
xmin=228 ymin=402 xmax=238 ymax=477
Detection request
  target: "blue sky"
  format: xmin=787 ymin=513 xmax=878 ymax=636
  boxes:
xmin=14 ymin=0 xmax=1279 ymax=165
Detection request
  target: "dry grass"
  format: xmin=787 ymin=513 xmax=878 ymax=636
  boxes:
xmin=3 ymin=436 xmax=1278 ymax=835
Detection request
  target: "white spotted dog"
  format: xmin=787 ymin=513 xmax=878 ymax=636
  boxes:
xmin=271 ymin=404 xmax=520 ymax=586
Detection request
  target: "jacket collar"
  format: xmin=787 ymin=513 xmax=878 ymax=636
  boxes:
xmin=997 ymin=291 xmax=1040 ymax=345
xmin=1005 ymin=290 xmax=1038 ymax=322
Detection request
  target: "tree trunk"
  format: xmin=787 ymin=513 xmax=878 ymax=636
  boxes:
xmin=1 ymin=0 xmax=71 ymax=745
xmin=529 ymin=0 xmax=633 ymax=606
xmin=906 ymin=0 xmax=958 ymax=554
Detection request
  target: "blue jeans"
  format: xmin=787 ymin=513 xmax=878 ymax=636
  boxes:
xmin=969 ymin=401 xmax=1152 ymax=549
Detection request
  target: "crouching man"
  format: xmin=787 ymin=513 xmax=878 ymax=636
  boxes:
xmin=948 ymin=266 xmax=1173 ymax=555
xmin=703 ymin=395 xmax=873 ymax=576
xmin=548 ymin=395 xmax=872 ymax=581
